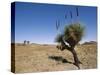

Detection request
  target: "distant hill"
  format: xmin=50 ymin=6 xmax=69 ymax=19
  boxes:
xmin=82 ymin=41 xmax=97 ymax=45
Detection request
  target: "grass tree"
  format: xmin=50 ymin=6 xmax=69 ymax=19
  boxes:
xmin=55 ymin=23 xmax=85 ymax=69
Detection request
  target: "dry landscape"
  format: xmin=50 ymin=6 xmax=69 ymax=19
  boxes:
xmin=13 ymin=42 xmax=97 ymax=73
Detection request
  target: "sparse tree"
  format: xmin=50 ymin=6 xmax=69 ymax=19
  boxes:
xmin=27 ymin=41 xmax=30 ymax=45
xmin=24 ymin=40 xmax=27 ymax=45
xmin=55 ymin=23 xmax=85 ymax=69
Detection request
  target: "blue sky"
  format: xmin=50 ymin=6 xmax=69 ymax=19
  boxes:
xmin=14 ymin=2 xmax=97 ymax=44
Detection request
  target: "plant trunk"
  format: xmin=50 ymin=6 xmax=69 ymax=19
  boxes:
xmin=70 ymin=48 xmax=80 ymax=69
xmin=58 ymin=40 xmax=81 ymax=69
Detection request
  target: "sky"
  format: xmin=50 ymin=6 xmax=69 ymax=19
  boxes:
xmin=13 ymin=2 xmax=97 ymax=44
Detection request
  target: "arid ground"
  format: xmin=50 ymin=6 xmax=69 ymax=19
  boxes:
xmin=13 ymin=43 xmax=97 ymax=73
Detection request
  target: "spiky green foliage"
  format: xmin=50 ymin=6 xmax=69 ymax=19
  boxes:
xmin=64 ymin=23 xmax=84 ymax=46
xmin=55 ymin=23 xmax=85 ymax=47
xmin=55 ymin=34 xmax=63 ymax=43
xmin=64 ymin=23 xmax=84 ymax=41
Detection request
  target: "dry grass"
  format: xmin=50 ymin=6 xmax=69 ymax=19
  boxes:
xmin=13 ymin=43 xmax=97 ymax=73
